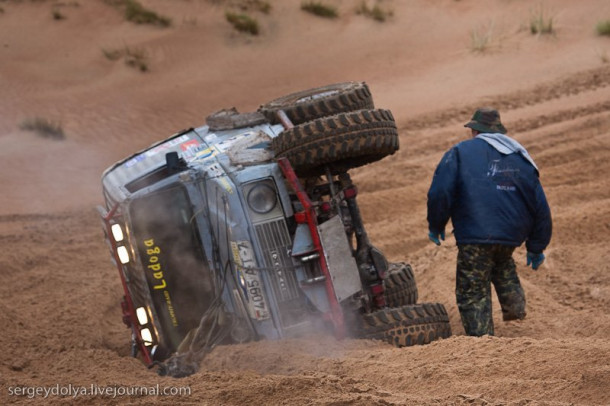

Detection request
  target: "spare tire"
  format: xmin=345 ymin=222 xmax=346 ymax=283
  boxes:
xmin=384 ymin=262 xmax=418 ymax=307
xmin=271 ymin=108 xmax=399 ymax=177
xmin=259 ymin=82 xmax=374 ymax=125
xmin=351 ymin=303 xmax=452 ymax=347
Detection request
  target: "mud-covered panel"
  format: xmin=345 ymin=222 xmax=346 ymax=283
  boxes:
xmin=318 ymin=215 xmax=361 ymax=302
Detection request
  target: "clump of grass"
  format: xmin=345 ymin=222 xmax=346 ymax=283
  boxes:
xmin=52 ymin=7 xmax=65 ymax=20
xmin=529 ymin=6 xmax=555 ymax=35
xmin=301 ymin=1 xmax=338 ymax=19
xmin=125 ymin=0 xmax=170 ymax=26
xmin=469 ymin=22 xmax=495 ymax=53
xmin=596 ymin=20 xmax=610 ymax=37
xmin=356 ymin=1 xmax=392 ymax=22
xmin=101 ymin=45 xmax=149 ymax=72
xmin=19 ymin=117 xmax=65 ymax=140
xmin=105 ymin=0 xmax=171 ymax=27
xmin=246 ymin=0 xmax=271 ymax=14
xmin=124 ymin=46 xmax=148 ymax=71
xmin=225 ymin=11 xmax=259 ymax=35
xmin=102 ymin=47 xmax=123 ymax=61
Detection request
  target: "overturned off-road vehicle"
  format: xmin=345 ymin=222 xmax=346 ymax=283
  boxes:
xmin=99 ymin=82 xmax=451 ymax=377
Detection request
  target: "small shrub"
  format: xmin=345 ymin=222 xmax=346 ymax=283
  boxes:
xmin=356 ymin=1 xmax=392 ymax=22
xmin=52 ymin=8 xmax=65 ymax=20
xmin=19 ymin=117 xmax=65 ymax=140
xmin=120 ymin=0 xmax=171 ymax=27
xmin=469 ymin=23 xmax=494 ymax=53
xmin=124 ymin=46 xmax=148 ymax=71
xmin=101 ymin=46 xmax=149 ymax=71
xmin=125 ymin=0 xmax=170 ymax=26
xmin=301 ymin=1 xmax=338 ymax=19
xmin=529 ymin=6 xmax=554 ymax=35
xmin=596 ymin=20 xmax=610 ymax=37
xmin=102 ymin=48 xmax=123 ymax=61
xmin=226 ymin=11 xmax=259 ymax=35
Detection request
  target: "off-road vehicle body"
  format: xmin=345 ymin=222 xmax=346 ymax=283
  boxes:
xmin=99 ymin=83 xmax=451 ymax=377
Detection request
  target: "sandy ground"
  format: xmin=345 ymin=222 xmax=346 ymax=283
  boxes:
xmin=1 ymin=0 xmax=610 ymax=404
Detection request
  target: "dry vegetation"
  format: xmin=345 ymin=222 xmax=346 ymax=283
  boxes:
xmin=597 ymin=19 xmax=610 ymax=36
xmin=225 ymin=11 xmax=259 ymax=35
xmin=469 ymin=21 xmax=496 ymax=53
xmin=104 ymin=0 xmax=171 ymax=27
xmin=529 ymin=5 xmax=555 ymax=35
xmin=102 ymin=45 xmax=149 ymax=71
xmin=51 ymin=6 xmax=65 ymax=19
xmin=355 ymin=1 xmax=393 ymax=22
xmin=301 ymin=1 xmax=338 ymax=18
xmin=18 ymin=117 xmax=65 ymax=140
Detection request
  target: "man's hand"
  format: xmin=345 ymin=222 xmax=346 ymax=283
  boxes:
xmin=526 ymin=252 xmax=545 ymax=270
xmin=428 ymin=231 xmax=445 ymax=246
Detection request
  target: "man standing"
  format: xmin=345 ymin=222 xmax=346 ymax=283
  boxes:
xmin=427 ymin=107 xmax=552 ymax=336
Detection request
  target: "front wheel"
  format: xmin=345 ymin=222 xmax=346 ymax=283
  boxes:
xmin=350 ymin=303 xmax=452 ymax=347
xmin=384 ymin=262 xmax=418 ymax=307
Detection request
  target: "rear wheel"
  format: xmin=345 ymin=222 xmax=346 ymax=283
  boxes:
xmin=384 ymin=262 xmax=418 ymax=307
xmin=271 ymin=108 xmax=399 ymax=177
xmin=351 ymin=303 xmax=452 ymax=347
xmin=259 ymin=82 xmax=374 ymax=125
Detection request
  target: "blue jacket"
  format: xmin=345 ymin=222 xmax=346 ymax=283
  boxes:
xmin=427 ymin=137 xmax=552 ymax=253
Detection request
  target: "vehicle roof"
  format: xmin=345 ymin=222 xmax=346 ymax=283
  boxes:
xmin=101 ymin=122 xmax=284 ymax=204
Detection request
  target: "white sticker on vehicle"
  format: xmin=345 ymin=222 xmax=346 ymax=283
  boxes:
xmin=231 ymin=241 xmax=270 ymax=320
xmin=215 ymin=131 xmax=256 ymax=152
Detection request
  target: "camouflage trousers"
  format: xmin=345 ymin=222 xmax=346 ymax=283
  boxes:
xmin=456 ymin=244 xmax=526 ymax=336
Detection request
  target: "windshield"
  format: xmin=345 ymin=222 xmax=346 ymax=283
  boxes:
xmin=129 ymin=185 xmax=214 ymax=350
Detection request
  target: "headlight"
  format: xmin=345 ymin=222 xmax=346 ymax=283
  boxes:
xmin=111 ymin=224 xmax=124 ymax=242
xmin=136 ymin=307 xmax=149 ymax=325
xmin=117 ymin=246 xmax=130 ymax=264
xmin=140 ymin=328 xmax=153 ymax=345
xmin=247 ymin=183 xmax=277 ymax=214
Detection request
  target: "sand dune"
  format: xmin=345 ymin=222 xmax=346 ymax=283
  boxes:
xmin=1 ymin=0 xmax=610 ymax=404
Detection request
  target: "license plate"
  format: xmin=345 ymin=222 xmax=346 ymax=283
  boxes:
xmin=231 ymin=241 xmax=270 ymax=320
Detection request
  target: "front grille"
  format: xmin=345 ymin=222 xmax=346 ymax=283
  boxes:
xmin=255 ymin=219 xmax=300 ymax=302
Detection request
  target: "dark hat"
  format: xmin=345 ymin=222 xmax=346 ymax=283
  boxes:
xmin=464 ymin=107 xmax=507 ymax=134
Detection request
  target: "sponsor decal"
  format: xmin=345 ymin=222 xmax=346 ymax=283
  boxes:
xmin=124 ymin=154 xmax=146 ymax=168
xmin=215 ymin=131 xmax=255 ymax=152
xmin=180 ymin=139 xmax=200 ymax=152
xmin=179 ymin=140 xmax=202 ymax=160
xmin=219 ymin=177 xmax=234 ymax=194
xmin=192 ymin=147 xmax=215 ymax=161
xmin=143 ymin=238 xmax=178 ymax=327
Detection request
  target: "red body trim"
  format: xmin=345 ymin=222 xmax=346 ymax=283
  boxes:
xmin=277 ymin=158 xmax=345 ymax=339
xmin=101 ymin=204 xmax=153 ymax=366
